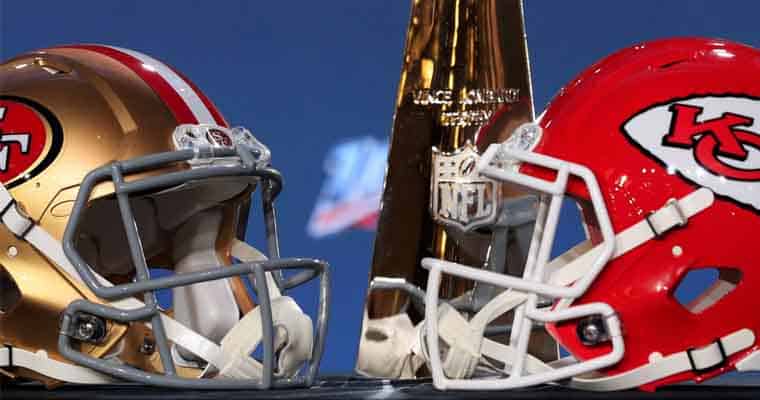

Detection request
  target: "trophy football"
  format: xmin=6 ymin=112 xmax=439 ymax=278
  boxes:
xmin=357 ymin=0 xmax=558 ymax=378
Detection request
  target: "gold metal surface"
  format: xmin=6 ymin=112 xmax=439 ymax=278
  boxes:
xmin=0 ymin=47 xmax=203 ymax=383
xmin=1 ymin=47 xmax=181 ymax=380
xmin=2 ymin=48 xmax=186 ymax=241
xmin=358 ymin=0 xmax=539 ymax=375
xmin=364 ymin=0 xmax=534 ymax=318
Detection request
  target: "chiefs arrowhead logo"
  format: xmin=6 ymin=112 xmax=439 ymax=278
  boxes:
xmin=623 ymin=94 xmax=760 ymax=211
xmin=0 ymin=97 xmax=63 ymax=189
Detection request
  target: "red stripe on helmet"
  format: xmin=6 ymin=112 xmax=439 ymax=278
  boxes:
xmin=58 ymin=44 xmax=199 ymax=125
xmin=168 ymin=65 xmax=229 ymax=127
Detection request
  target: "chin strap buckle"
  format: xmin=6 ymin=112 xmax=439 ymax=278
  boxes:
xmin=687 ymin=337 xmax=728 ymax=374
xmin=645 ymin=198 xmax=688 ymax=239
xmin=0 ymin=198 xmax=36 ymax=240
xmin=2 ymin=344 xmax=13 ymax=368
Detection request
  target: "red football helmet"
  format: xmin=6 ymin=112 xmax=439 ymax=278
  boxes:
xmin=420 ymin=37 xmax=760 ymax=391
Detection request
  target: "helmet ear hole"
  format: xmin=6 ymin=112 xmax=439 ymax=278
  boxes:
xmin=574 ymin=198 xmax=603 ymax=245
xmin=673 ymin=267 xmax=742 ymax=314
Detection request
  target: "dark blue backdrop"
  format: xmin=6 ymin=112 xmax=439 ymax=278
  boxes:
xmin=2 ymin=1 xmax=757 ymax=374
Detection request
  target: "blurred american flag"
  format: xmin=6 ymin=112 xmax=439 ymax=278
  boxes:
xmin=307 ymin=136 xmax=388 ymax=238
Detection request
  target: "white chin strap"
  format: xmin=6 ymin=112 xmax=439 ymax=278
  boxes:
xmin=209 ymin=240 xmax=313 ymax=380
xmin=215 ymin=296 xmax=313 ymax=379
xmin=431 ymin=291 xmax=552 ymax=379
xmin=0 ymin=183 xmax=312 ymax=384
xmin=356 ymin=311 xmax=425 ymax=379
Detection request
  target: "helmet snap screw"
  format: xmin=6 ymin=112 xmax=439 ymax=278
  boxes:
xmin=71 ymin=314 xmax=107 ymax=344
xmin=139 ymin=338 xmax=155 ymax=355
xmin=577 ymin=316 xmax=609 ymax=346
xmin=77 ymin=321 xmax=96 ymax=339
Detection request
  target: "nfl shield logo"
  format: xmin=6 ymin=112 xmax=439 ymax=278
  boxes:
xmin=431 ymin=141 xmax=498 ymax=231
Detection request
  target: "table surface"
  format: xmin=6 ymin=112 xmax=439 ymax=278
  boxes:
xmin=3 ymin=374 xmax=760 ymax=400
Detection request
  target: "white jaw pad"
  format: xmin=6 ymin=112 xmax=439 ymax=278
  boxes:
xmin=173 ymin=209 xmax=238 ymax=351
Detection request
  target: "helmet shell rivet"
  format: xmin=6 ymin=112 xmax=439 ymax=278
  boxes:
xmin=71 ymin=314 xmax=107 ymax=344
xmin=577 ymin=316 xmax=610 ymax=346
xmin=139 ymin=338 xmax=156 ymax=355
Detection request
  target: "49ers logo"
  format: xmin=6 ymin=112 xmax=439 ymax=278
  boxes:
xmin=206 ymin=128 xmax=233 ymax=147
xmin=0 ymin=107 xmax=32 ymax=173
xmin=0 ymin=97 xmax=63 ymax=189
xmin=623 ymin=95 xmax=760 ymax=211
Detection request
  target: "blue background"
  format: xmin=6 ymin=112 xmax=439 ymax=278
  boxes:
xmin=1 ymin=1 xmax=757 ymax=374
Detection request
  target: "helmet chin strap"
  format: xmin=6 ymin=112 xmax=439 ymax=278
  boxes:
xmin=229 ymin=239 xmax=282 ymax=301
xmin=420 ymin=187 xmax=759 ymax=390
xmin=357 ymin=199 xmax=538 ymax=380
xmin=210 ymin=239 xmax=312 ymax=380
xmin=0 ymin=182 xmax=312 ymax=384
xmin=359 ymin=186 xmax=757 ymax=389
xmin=213 ymin=295 xmax=313 ymax=379
xmin=356 ymin=311 xmax=425 ymax=379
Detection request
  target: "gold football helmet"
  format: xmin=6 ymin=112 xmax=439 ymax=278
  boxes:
xmin=0 ymin=45 xmax=329 ymax=388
